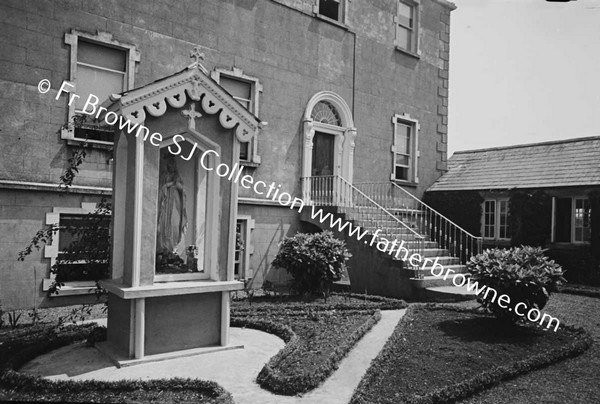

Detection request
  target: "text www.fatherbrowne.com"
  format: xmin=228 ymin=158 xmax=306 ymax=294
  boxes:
xmin=43 ymin=80 xmax=561 ymax=332
xmin=308 ymin=206 xmax=561 ymax=332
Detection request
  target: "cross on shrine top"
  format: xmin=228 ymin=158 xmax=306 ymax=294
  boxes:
xmin=182 ymin=103 xmax=203 ymax=131
xmin=188 ymin=46 xmax=208 ymax=74
xmin=190 ymin=46 xmax=205 ymax=65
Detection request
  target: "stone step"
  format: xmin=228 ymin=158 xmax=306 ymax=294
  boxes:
xmin=409 ymin=273 xmax=471 ymax=288
xmin=418 ymin=264 xmax=468 ymax=277
xmin=422 ymin=256 xmax=460 ymax=266
xmin=420 ymin=248 xmax=450 ymax=258
xmin=389 ymin=248 xmax=450 ymax=260
xmin=424 ymin=286 xmax=478 ymax=302
xmin=365 ymin=227 xmax=427 ymax=240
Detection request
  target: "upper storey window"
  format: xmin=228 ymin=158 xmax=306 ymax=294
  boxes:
xmin=391 ymin=114 xmax=419 ymax=184
xmin=62 ymin=31 xmax=139 ymax=146
xmin=211 ymin=67 xmax=262 ymax=165
xmin=315 ymin=0 xmax=346 ymax=25
xmin=395 ymin=1 xmax=420 ymax=55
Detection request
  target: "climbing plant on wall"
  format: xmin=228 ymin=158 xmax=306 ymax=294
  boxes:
xmin=422 ymin=191 xmax=483 ymax=236
xmin=508 ymin=189 xmax=552 ymax=247
xmin=589 ymin=189 xmax=600 ymax=260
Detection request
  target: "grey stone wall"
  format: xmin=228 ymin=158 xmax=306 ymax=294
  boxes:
xmin=1 ymin=0 xmax=454 ymax=307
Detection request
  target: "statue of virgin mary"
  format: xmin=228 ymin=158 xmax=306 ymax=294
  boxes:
xmin=156 ymin=152 xmax=188 ymax=255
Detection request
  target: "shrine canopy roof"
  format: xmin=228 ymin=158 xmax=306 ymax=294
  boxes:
xmin=105 ymin=62 xmax=262 ymax=143
xmin=428 ymin=135 xmax=600 ymax=191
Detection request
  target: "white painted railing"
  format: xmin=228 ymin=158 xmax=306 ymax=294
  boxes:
xmin=302 ymin=175 xmax=426 ymax=277
xmin=354 ymin=182 xmax=483 ymax=265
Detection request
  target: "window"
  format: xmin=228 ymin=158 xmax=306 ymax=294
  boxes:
xmin=395 ymin=0 xmax=420 ymax=55
xmin=391 ymin=114 xmax=419 ymax=183
xmin=234 ymin=216 xmax=255 ymax=280
xmin=482 ymin=199 xmax=510 ymax=240
xmin=314 ymin=0 xmax=346 ymax=24
xmin=574 ymin=198 xmax=591 ymax=242
xmin=62 ymin=31 xmax=139 ymax=146
xmin=55 ymin=213 xmax=111 ymax=283
xmin=211 ymin=68 xmax=262 ymax=164
xmin=44 ymin=202 xmax=111 ymax=294
xmin=554 ymin=197 xmax=591 ymax=243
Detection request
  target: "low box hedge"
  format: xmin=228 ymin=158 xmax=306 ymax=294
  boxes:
xmin=351 ymin=304 xmax=593 ymax=404
xmin=0 ymin=323 xmax=233 ymax=403
xmin=232 ymin=305 xmax=384 ymax=396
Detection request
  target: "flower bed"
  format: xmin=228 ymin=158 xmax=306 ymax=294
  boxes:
xmin=351 ymin=304 xmax=592 ymax=404
xmin=231 ymin=294 xmax=407 ymax=395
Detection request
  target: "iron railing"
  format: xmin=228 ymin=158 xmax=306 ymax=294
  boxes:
xmin=302 ymin=175 xmax=426 ymax=277
xmin=354 ymin=182 xmax=483 ymax=265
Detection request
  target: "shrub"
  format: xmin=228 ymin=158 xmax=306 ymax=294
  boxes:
xmin=468 ymin=246 xmax=566 ymax=323
xmin=272 ymin=231 xmax=351 ymax=296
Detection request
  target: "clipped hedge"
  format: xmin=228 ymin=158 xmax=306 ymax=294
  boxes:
xmin=351 ymin=304 xmax=593 ymax=404
xmin=232 ymin=299 xmax=407 ymax=316
xmin=233 ymin=309 xmax=382 ymax=395
xmin=232 ymin=292 xmax=408 ymax=313
xmin=0 ymin=323 xmax=233 ymax=403
xmin=559 ymin=285 xmax=600 ymax=299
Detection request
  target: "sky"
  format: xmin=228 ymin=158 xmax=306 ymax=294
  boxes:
xmin=448 ymin=0 xmax=600 ymax=155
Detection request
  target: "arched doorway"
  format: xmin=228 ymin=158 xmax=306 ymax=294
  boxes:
xmin=302 ymin=91 xmax=356 ymax=204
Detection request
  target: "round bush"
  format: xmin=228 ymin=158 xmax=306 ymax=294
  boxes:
xmin=272 ymin=231 xmax=351 ymax=296
xmin=468 ymin=246 xmax=565 ymax=323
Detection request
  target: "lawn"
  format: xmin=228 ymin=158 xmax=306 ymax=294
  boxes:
xmin=351 ymin=304 xmax=592 ymax=404
xmin=457 ymin=291 xmax=600 ymax=404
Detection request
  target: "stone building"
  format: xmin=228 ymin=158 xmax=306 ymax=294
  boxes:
xmin=0 ymin=0 xmax=456 ymax=309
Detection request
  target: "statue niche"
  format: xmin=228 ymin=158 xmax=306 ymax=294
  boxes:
xmin=156 ymin=149 xmax=198 ymax=274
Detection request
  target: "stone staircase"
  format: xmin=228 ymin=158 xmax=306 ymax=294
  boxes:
xmin=339 ymin=205 xmax=476 ymax=301
xmin=301 ymin=176 xmax=482 ymax=301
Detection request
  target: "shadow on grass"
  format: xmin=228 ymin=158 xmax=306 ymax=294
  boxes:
xmin=437 ymin=316 xmax=543 ymax=344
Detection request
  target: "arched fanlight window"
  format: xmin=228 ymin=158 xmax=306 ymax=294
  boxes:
xmin=311 ymin=101 xmax=342 ymax=126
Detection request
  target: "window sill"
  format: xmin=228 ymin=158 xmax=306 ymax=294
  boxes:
xmin=43 ymin=279 xmax=101 ymax=296
xmin=240 ymin=160 xmax=261 ymax=169
xmin=314 ymin=13 xmax=350 ymax=31
xmin=394 ymin=46 xmax=421 ymax=60
xmin=66 ymin=138 xmax=114 ymax=150
xmin=62 ymin=128 xmax=115 ymax=149
xmin=392 ymin=180 xmax=418 ymax=188
xmin=550 ymin=241 xmax=591 ymax=247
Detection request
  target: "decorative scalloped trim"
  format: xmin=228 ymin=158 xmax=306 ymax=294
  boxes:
xmin=119 ymin=70 xmax=258 ymax=142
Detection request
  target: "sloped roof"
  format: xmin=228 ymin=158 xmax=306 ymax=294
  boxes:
xmin=106 ymin=62 xmax=262 ymax=143
xmin=428 ymin=136 xmax=600 ymax=191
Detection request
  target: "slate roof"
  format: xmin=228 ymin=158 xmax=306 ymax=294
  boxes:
xmin=428 ymin=136 xmax=600 ymax=191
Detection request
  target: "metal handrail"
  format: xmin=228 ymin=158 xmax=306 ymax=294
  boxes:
xmin=354 ymin=181 xmax=483 ymax=266
xmin=302 ymin=175 xmax=425 ymax=277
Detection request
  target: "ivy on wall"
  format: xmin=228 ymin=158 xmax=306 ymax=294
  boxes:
xmin=422 ymin=191 xmax=483 ymax=236
xmin=508 ymin=189 xmax=552 ymax=247
xmin=589 ymin=189 xmax=600 ymax=260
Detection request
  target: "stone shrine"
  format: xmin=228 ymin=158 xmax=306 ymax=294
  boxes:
xmin=98 ymin=51 xmax=261 ymax=364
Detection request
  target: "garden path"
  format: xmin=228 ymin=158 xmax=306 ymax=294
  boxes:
xmin=21 ymin=309 xmax=406 ymax=404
